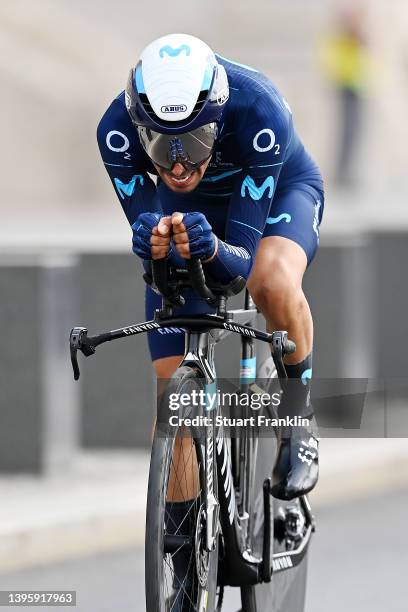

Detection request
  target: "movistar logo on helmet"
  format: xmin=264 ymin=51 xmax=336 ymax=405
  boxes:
xmin=159 ymin=44 xmax=191 ymax=58
xmin=161 ymin=104 xmax=188 ymax=114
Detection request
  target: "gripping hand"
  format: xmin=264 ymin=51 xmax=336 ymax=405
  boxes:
xmin=132 ymin=213 xmax=172 ymax=260
xmin=172 ymin=212 xmax=216 ymax=260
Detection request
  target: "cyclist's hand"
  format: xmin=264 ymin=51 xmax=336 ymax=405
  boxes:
xmin=132 ymin=213 xmax=172 ymax=260
xmin=171 ymin=212 xmax=216 ymax=260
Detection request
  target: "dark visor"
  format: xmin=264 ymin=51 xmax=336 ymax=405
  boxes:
xmin=137 ymin=123 xmax=218 ymax=170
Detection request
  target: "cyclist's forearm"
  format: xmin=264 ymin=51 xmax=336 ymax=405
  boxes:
xmin=203 ymin=238 xmax=252 ymax=282
xmin=208 ymin=167 xmax=281 ymax=282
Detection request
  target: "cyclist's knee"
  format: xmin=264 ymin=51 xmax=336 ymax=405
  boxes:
xmin=153 ymin=355 xmax=184 ymax=378
xmin=249 ymin=260 xmax=307 ymax=327
xmin=249 ymin=257 xmax=294 ymax=308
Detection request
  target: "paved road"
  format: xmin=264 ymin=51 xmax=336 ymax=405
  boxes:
xmin=0 ymin=487 xmax=406 ymax=612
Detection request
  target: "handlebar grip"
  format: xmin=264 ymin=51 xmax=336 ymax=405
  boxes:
xmin=70 ymin=326 xmax=94 ymax=381
xmin=70 ymin=345 xmax=80 ymax=381
xmin=151 ymin=258 xmax=169 ymax=295
xmin=283 ymin=338 xmax=296 ymax=355
xmin=186 ymin=259 xmax=217 ymax=304
xmin=151 ymin=259 xmax=184 ymax=306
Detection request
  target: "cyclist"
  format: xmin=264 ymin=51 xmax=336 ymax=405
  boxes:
xmin=97 ymin=32 xmax=321 ymax=518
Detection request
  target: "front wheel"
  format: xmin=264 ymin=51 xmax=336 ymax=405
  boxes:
xmin=145 ymin=366 xmax=219 ymax=612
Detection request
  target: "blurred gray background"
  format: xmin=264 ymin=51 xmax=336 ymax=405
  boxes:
xmin=1 ymin=0 xmax=408 ymax=610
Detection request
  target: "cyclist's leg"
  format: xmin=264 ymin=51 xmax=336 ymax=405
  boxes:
xmin=247 ymin=186 xmax=323 ymax=499
xmin=249 ymin=235 xmax=311 ymax=361
xmin=154 ymin=356 xmax=183 ymax=378
xmin=247 ymin=186 xmax=322 ymax=358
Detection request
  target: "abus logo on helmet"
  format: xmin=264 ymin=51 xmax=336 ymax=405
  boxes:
xmin=161 ymin=104 xmax=187 ymax=113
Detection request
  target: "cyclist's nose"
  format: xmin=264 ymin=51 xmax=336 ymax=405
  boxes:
xmin=170 ymin=163 xmax=186 ymax=177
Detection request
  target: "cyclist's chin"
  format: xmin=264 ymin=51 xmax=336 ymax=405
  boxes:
xmin=155 ymin=159 xmax=210 ymax=193
xmin=159 ymin=170 xmax=201 ymax=193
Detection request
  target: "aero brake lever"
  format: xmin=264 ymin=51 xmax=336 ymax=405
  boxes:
xmin=271 ymin=331 xmax=296 ymax=379
xmin=69 ymin=327 xmax=95 ymax=381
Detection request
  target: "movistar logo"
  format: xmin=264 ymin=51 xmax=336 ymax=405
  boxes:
xmin=161 ymin=104 xmax=187 ymax=113
xmin=241 ymin=175 xmax=275 ymax=200
xmin=114 ymin=175 xmax=144 ymax=200
xmin=159 ymin=44 xmax=191 ymax=58
xmin=266 ymin=213 xmax=292 ymax=224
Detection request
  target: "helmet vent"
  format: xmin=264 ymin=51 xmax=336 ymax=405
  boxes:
xmin=192 ymin=89 xmax=209 ymax=114
xmin=139 ymin=93 xmax=155 ymax=118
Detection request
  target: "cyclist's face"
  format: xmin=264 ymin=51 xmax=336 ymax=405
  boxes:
xmin=154 ymin=158 xmax=211 ymax=193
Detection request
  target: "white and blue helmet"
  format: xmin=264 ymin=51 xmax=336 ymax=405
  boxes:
xmin=126 ymin=33 xmax=229 ymax=135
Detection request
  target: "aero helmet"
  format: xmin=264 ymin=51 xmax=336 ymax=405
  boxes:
xmin=126 ymin=33 xmax=229 ymax=134
xmin=125 ymin=34 xmax=229 ymax=171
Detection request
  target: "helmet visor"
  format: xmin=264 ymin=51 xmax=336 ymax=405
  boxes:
xmin=137 ymin=123 xmax=218 ymax=170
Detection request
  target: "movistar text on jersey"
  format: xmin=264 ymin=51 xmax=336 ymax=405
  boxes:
xmin=168 ymin=390 xmax=281 ymax=411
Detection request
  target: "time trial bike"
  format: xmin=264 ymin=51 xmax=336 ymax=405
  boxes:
xmin=70 ymin=259 xmax=315 ymax=612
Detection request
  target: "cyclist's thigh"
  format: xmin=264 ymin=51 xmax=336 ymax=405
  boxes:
xmin=145 ymin=285 xmax=216 ymax=361
xmin=262 ymin=185 xmax=324 ymax=265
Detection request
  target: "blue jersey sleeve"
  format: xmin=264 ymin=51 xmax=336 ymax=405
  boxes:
xmin=204 ymin=92 xmax=292 ymax=282
xmin=97 ymin=94 xmax=161 ymax=226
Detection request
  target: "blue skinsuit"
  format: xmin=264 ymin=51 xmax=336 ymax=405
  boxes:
xmin=97 ymin=55 xmax=325 ymax=360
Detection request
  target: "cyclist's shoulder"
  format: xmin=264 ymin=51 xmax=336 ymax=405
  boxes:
xmin=218 ymin=57 xmax=293 ymax=166
xmin=97 ymin=91 xmax=131 ymax=132
xmin=219 ymin=55 xmax=292 ymax=125
xmin=97 ymin=91 xmax=146 ymax=167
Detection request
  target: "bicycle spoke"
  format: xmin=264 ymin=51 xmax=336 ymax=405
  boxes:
xmin=163 ymin=553 xmax=196 ymax=611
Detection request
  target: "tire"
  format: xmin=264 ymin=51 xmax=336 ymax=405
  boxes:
xmin=145 ymin=366 xmax=219 ymax=612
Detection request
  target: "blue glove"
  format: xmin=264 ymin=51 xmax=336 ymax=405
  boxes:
xmin=132 ymin=212 xmax=164 ymax=260
xmin=180 ymin=212 xmax=216 ymax=260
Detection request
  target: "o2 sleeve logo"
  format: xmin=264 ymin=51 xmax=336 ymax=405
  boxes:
xmin=253 ymin=129 xmax=280 ymax=156
xmin=106 ymin=130 xmax=130 ymax=153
